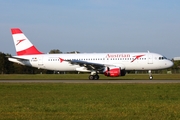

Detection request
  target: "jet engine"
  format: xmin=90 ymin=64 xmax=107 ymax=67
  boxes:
xmin=104 ymin=67 xmax=126 ymax=77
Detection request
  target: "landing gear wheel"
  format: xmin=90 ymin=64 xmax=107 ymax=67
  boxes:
xmin=94 ymin=75 xmax=99 ymax=80
xmin=149 ymin=76 xmax=153 ymax=80
xmin=89 ymin=75 xmax=94 ymax=80
xmin=89 ymin=75 xmax=99 ymax=80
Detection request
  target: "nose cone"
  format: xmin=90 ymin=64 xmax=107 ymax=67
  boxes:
xmin=167 ymin=60 xmax=174 ymax=68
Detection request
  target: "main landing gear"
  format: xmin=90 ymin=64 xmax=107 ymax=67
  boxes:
xmin=148 ymin=70 xmax=153 ymax=80
xmin=89 ymin=75 xmax=99 ymax=80
xmin=89 ymin=71 xmax=99 ymax=80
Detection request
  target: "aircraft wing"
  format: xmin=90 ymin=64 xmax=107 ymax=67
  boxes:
xmin=66 ymin=59 xmax=116 ymax=71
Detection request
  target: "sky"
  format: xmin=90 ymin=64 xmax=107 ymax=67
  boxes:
xmin=0 ymin=0 xmax=180 ymax=59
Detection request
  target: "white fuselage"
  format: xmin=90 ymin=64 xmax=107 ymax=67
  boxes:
xmin=9 ymin=52 xmax=173 ymax=72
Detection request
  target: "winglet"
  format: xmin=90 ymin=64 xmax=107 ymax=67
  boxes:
xmin=11 ymin=28 xmax=43 ymax=56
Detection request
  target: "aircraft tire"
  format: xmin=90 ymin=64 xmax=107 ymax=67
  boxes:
xmin=89 ymin=75 xmax=94 ymax=80
xmin=149 ymin=76 xmax=153 ymax=80
xmin=94 ymin=75 xmax=99 ymax=80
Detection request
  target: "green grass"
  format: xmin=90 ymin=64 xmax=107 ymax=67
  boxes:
xmin=0 ymin=83 xmax=180 ymax=119
xmin=0 ymin=74 xmax=180 ymax=80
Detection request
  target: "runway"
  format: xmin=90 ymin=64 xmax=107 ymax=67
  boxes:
xmin=0 ymin=80 xmax=180 ymax=83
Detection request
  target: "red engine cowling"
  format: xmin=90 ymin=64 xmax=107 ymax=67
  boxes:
xmin=104 ymin=67 xmax=121 ymax=77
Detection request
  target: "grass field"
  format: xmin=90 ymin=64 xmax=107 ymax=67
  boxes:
xmin=0 ymin=83 xmax=180 ymax=120
xmin=0 ymin=74 xmax=180 ymax=80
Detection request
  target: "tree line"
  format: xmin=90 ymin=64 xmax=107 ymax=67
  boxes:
xmin=0 ymin=50 xmax=180 ymax=74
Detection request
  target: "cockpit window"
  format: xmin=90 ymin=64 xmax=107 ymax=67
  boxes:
xmin=163 ymin=56 xmax=167 ymax=59
xmin=159 ymin=56 xmax=167 ymax=60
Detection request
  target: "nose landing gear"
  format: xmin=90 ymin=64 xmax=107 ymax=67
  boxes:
xmin=148 ymin=70 xmax=153 ymax=80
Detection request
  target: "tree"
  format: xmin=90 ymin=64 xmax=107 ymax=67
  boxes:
xmin=172 ymin=60 xmax=180 ymax=69
xmin=0 ymin=52 xmax=6 ymax=74
xmin=0 ymin=52 xmax=14 ymax=74
xmin=171 ymin=60 xmax=180 ymax=73
xmin=5 ymin=54 xmax=14 ymax=74
xmin=67 ymin=51 xmax=80 ymax=54
xmin=49 ymin=49 xmax=62 ymax=54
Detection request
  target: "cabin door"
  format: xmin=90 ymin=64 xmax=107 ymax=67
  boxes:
xmin=148 ymin=54 xmax=153 ymax=64
xmin=38 ymin=56 xmax=44 ymax=68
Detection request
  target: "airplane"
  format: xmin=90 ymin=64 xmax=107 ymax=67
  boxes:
xmin=8 ymin=28 xmax=173 ymax=80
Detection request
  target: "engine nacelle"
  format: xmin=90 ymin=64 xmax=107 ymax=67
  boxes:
xmin=104 ymin=67 xmax=126 ymax=77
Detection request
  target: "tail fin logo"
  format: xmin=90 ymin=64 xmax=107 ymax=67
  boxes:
xmin=16 ymin=39 xmax=26 ymax=46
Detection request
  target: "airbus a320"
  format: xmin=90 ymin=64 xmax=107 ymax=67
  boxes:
xmin=8 ymin=28 xmax=173 ymax=80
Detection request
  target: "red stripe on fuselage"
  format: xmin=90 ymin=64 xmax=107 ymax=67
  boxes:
xmin=17 ymin=46 xmax=43 ymax=55
xmin=11 ymin=28 xmax=23 ymax=34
